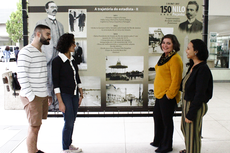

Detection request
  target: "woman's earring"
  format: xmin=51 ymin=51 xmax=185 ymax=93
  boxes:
xmin=195 ymin=53 xmax=197 ymax=55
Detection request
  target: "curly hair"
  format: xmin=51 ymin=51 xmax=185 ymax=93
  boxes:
xmin=160 ymin=34 xmax=180 ymax=52
xmin=56 ymin=33 xmax=75 ymax=54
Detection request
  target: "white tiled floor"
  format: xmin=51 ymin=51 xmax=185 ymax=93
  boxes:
xmin=0 ymin=62 xmax=230 ymax=153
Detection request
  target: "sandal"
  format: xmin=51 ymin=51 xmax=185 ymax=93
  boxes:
xmin=179 ymin=149 xmax=186 ymax=153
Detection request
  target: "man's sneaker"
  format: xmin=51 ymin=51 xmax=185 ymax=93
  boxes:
xmin=69 ymin=145 xmax=82 ymax=152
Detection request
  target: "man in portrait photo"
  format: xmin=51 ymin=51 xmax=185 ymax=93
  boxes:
xmin=69 ymin=10 xmax=75 ymax=32
xmin=74 ymin=42 xmax=85 ymax=64
xmin=76 ymin=11 xmax=86 ymax=32
xmin=178 ymin=1 xmax=203 ymax=33
xmin=31 ymin=1 xmax=64 ymax=111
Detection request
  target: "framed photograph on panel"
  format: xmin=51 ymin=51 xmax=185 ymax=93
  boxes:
xmin=148 ymin=84 xmax=156 ymax=106
xmin=106 ymin=56 xmax=144 ymax=82
xmin=149 ymin=27 xmax=174 ymax=54
xmin=80 ymin=76 xmax=101 ymax=106
xmin=68 ymin=9 xmax=87 ymax=38
xmin=106 ymin=84 xmax=143 ymax=107
xmin=148 ymin=56 xmax=161 ymax=81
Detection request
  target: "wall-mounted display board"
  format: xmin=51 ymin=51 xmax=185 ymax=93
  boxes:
xmin=28 ymin=0 xmax=203 ymax=114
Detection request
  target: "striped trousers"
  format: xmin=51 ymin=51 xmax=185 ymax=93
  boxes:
xmin=181 ymin=101 xmax=208 ymax=153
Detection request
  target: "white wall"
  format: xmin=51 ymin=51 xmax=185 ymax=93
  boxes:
xmin=211 ymin=69 xmax=230 ymax=81
xmin=209 ymin=0 xmax=230 ymax=16
xmin=209 ymin=0 xmax=230 ymax=81
xmin=0 ymin=24 xmax=8 ymax=37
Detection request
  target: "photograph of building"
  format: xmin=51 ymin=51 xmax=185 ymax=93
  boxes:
xmin=80 ymin=76 xmax=101 ymax=106
xmin=149 ymin=27 xmax=174 ymax=54
xmin=148 ymin=84 xmax=156 ymax=106
xmin=106 ymin=56 xmax=144 ymax=82
xmin=148 ymin=56 xmax=161 ymax=81
xmin=106 ymin=84 xmax=143 ymax=106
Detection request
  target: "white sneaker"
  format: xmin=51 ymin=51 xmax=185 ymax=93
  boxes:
xmin=69 ymin=145 xmax=82 ymax=152
xmin=60 ymin=150 xmax=72 ymax=153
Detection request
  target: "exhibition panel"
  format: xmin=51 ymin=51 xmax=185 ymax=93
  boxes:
xmin=27 ymin=0 xmax=203 ymax=114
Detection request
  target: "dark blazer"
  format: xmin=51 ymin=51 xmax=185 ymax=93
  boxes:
xmin=182 ymin=62 xmax=213 ymax=120
xmin=76 ymin=13 xmax=86 ymax=27
xmin=74 ymin=46 xmax=83 ymax=64
xmin=69 ymin=13 xmax=75 ymax=32
xmin=52 ymin=56 xmax=81 ymax=95
xmin=179 ymin=19 xmax=203 ymax=33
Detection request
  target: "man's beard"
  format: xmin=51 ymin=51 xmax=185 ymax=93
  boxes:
xmin=40 ymin=34 xmax=50 ymax=45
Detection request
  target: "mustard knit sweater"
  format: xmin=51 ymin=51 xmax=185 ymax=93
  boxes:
xmin=154 ymin=53 xmax=183 ymax=103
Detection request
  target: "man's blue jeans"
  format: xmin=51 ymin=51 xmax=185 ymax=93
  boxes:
xmin=61 ymin=93 xmax=79 ymax=150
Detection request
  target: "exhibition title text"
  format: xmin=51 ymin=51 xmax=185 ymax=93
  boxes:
xmin=94 ymin=7 xmax=138 ymax=12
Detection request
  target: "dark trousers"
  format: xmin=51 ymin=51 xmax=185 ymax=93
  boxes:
xmin=153 ymin=95 xmax=176 ymax=152
xmin=61 ymin=93 xmax=79 ymax=150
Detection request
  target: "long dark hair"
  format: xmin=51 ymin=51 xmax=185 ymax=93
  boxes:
xmin=186 ymin=39 xmax=209 ymax=68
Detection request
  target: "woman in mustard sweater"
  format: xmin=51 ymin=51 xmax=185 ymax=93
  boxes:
xmin=150 ymin=34 xmax=183 ymax=153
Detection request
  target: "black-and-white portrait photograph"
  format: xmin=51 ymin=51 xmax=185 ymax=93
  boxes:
xmin=148 ymin=56 xmax=160 ymax=81
xmin=178 ymin=1 xmax=203 ymax=33
xmin=80 ymin=76 xmax=101 ymax=106
xmin=30 ymin=1 xmax=65 ymax=111
xmin=106 ymin=84 xmax=143 ymax=106
xmin=149 ymin=27 xmax=174 ymax=54
xmin=68 ymin=9 xmax=87 ymax=38
xmin=148 ymin=84 xmax=156 ymax=106
xmin=72 ymin=39 xmax=87 ymax=70
xmin=106 ymin=56 xmax=144 ymax=82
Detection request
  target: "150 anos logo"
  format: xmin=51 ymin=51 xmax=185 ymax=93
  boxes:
xmin=160 ymin=5 xmax=185 ymax=16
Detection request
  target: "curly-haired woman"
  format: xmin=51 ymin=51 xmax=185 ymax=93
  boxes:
xmin=52 ymin=33 xmax=83 ymax=153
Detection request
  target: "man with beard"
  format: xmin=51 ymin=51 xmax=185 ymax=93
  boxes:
xmin=178 ymin=1 xmax=203 ymax=33
xmin=18 ymin=24 xmax=52 ymax=153
xmin=31 ymin=1 xmax=64 ymax=111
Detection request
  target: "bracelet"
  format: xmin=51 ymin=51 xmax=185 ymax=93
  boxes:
xmin=80 ymin=95 xmax=83 ymax=98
